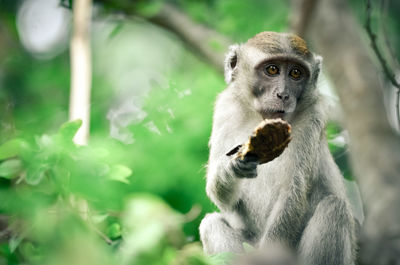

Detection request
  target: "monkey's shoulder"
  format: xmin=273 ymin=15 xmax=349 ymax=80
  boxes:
xmin=215 ymin=88 xmax=242 ymax=108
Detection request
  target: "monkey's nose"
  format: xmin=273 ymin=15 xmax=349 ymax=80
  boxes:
xmin=277 ymin=92 xmax=289 ymax=101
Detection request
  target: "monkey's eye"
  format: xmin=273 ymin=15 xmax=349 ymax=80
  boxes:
xmin=264 ymin=65 xmax=279 ymax=76
xmin=289 ymin=68 xmax=302 ymax=79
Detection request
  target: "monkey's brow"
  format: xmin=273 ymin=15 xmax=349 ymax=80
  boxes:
xmin=254 ymin=57 xmax=310 ymax=73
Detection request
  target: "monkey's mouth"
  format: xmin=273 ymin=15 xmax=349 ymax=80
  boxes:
xmin=260 ymin=109 xmax=286 ymax=119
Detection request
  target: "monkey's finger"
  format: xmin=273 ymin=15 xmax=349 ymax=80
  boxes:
xmin=231 ymin=160 xmax=258 ymax=179
xmin=226 ymin=144 xmax=242 ymax=156
xmin=234 ymin=168 xmax=257 ymax=179
xmin=240 ymin=154 xmax=259 ymax=163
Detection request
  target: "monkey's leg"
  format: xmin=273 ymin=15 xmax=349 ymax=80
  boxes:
xmin=298 ymin=195 xmax=354 ymax=265
xmin=199 ymin=212 xmax=245 ymax=255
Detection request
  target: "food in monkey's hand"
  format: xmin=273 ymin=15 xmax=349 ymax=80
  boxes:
xmin=237 ymin=119 xmax=292 ymax=164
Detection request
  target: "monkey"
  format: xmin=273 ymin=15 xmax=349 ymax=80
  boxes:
xmin=199 ymin=32 xmax=356 ymax=265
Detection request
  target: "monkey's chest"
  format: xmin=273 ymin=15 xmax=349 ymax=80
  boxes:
xmin=239 ymin=163 xmax=301 ymax=232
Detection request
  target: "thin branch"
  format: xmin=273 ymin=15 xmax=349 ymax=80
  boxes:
xmin=379 ymin=0 xmax=400 ymax=70
xmin=365 ymin=0 xmax=400 ymax=128
xmin=69 ymin=0 xmax=93 ymax=145
xmin=183 ymin=204 xmax=202 ymax=223
xmin=88 ymin=222 xmax=114 ymax=245
xmin=94 ymin=1 xmax=230 ymax=73
xmin=147 ymin=3 xmax=231 ymax=73
xmin=365 ymin=0 xmax=399 ymax=88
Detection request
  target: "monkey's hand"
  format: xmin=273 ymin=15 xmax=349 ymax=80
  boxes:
xmin=238 ymin=119 xmax=292 ymax=164
xmin=229 ymin=154 xmax=259 ymax=179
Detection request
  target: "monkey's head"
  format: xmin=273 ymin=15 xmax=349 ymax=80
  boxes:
xmin=224 ymin=31 xmax=322 ymax=120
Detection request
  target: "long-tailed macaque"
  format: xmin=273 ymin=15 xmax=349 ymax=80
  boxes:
xmin=200 ymin=32 xmax=356 ymax=265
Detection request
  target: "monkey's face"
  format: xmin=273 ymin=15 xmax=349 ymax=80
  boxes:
xmin=250 ymin=59 xmax=309 ymax=120
xmin=224 ymin=32 xmax=321 ymax=121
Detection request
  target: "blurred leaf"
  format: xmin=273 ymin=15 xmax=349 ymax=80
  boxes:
xmin=9 ymin=234 xmax=23 ymax=253
xmin=136 ymin=0 xmax=163 ymax=17
xmin=108 ymin=164 xmax=131 ymax=184
xmin=172 ymin=243 xmax=213 ymax=265
xmin=108 ymin=22 xmax=124 ymax=39
xmin=0 ymin=159 xmax=22 ymax=179
xmin=242 ymin=242 xmax=254 ymax=253
xmin=25 ymin=164 xmax=49 ymax=185
xmin=43 ymin=231 xmax=115 ymax=265
xmin=119 ymin=194 xmax=184 ymax=264
xmin=209 ymin=252 xmax=235 ymax=265
xmin=208 ymin=39 xmax=225 ymax=53
xmin=19 ymin=242 xmax=36 ymax=259
xmin=58 ymin=120 xmax=82 ymax=143
xmin=91 ymin=214 xmax=109 ymax=224
xmin=107 ymin=223 xmax=122 ymax=239
xmin=0 ymin=139 xmax=29 ymax=160
xmin=36 ymin=134 xmax=54 ymax=149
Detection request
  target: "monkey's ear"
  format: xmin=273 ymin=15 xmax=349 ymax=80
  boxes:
xmin=224 ymin=44 xmax=239 ymax=84
xmin=312 ymin=55 xmax=323 ymax=82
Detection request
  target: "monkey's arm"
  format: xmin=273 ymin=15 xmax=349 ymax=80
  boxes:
xmin=206 ymin=91 xmax=260 ymax=210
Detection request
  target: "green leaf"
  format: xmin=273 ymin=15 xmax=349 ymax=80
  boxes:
xmin=108 ymin=164 xmax=132 ymax=184
xmin=209 ymin=252 xmax=235 ymax=265
xmin=120 ymin=194 xmax=184 ymax=263
xmin=0 ymin=139 xmax=29 ymax=160
xmin=108 ymin=22 xmax=124 ymax=39
xmin=58 ymin=119 xmax=82 ymax=143
xmin=108 ymin=223 xmax=122 ymax=239
xmin=0 ymin=159 xmax=23 ymax=179
xmin=136 ymin=0 xmax=163 ymax=17
xmin=91 ymin=214 xmax=109 ymax=224
xmin=9 ymin=234 xmax=24 ymax=253
xmin=208 ymin=39 xmax=226 ymax=53
xmin=25 ymin=164 xmax=49 ymax=185
xmin=242 ymin=242 xmax=254 ymax=252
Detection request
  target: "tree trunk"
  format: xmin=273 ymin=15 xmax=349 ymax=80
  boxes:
xmin=304 ymin=0 xmax=400 ymax=263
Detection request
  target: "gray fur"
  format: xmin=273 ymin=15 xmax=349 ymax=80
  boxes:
xmin=200 ymin=32 xmax=356 ymax=265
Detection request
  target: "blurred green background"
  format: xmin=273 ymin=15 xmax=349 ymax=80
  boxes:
xmin=0 ymin=0 xmax=399 ymax=264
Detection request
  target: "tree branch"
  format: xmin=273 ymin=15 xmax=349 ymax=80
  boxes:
xmin=365 ymin=0 xmax=400 ymax=90
xmin=365 ymin=0 xmax=400 ymax=129
xmin=95 ymin=1 xmax=230 ymax=73
xmin=147 ymin=3 xmax=231 ymax=73
xmin=69 ymin=0 xmax=93 ymax=145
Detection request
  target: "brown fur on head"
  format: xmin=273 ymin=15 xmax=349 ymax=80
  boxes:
xmin=246 ymin=31 xmax=312 ymax=60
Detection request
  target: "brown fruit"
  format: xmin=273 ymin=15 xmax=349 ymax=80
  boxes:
xmin=237 ymin=119 xmax=292 ymax=164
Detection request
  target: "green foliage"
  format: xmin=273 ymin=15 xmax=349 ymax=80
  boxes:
xmin=175 ymin=0 xmax=289 ymax=41
xmin=0 ymin=159 xmax=23 ymax=179
xmin=326 ymin=122 xmax=353 ymax=180
xmin=0 ymin=139 xmax=29 ymax=160
xmin=0 ymin=121 xmax=217 ymax=265
xmin=135 ymin=0 xmax=164 ymax=17
xmin=209 ymin=252 xmax=236 ymax=265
